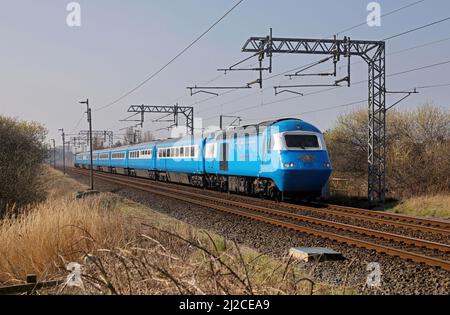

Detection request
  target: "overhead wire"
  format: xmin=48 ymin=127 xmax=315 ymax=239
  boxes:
xmin=132 ymin=0 xmax=431 ymax=135
xmin=94 ymin=0 xmax=245 ymax=112
xmin=192 ymin=4 xmax=446 ymax=118
xmin=333 ymin=0 xmax=427 ymax=37
xmin=211 ymin=58 xmax=450 ymax=119
xmin=199 ymin=16 xmax=450 ymax=120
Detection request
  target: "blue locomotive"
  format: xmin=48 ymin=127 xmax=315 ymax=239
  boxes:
xmin=74 ymin=118 xmax=332 ymax=199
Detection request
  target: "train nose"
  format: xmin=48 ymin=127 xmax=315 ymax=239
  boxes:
xmin=281 ymin=152 xmax=332 ymax=170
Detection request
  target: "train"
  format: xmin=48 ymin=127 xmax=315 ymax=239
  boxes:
xmin=74 ymin=118 xmax=332 ymax=200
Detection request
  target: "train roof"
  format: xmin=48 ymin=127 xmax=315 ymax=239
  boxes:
xmin=225 ymin=118 xmax=303 ymax=132
xmin=75 ymin=118 xmax=320 ymax=154
xmin=207 ymin=118 xmax=306 ymax=138
xmin=257 ymin=118 xmax=302 ymax=126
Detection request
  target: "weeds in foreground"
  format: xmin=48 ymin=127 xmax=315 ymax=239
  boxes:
xmin=53 ymin=223 xmax=317 ymax=295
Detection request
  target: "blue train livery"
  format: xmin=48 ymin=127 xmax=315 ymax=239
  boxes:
xmin=74 ymin=118 xmax=332 ymax=200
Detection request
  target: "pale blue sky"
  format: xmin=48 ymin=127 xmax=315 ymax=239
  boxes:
xmin=1 ymin=0 xmax=449 ymax=145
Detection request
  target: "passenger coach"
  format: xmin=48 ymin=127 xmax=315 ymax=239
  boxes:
xmin=74 ymin=118 xmax=332 ymax=200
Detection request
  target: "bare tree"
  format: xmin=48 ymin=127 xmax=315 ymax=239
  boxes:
xmin=141 ymin=130 xmax=154 ymax=143
xmin=123 ymin=127 xmax=136 ymax=145
xmin=92 ymin=135 xmax=104 ymax=150
xmin=325 ymin=103 xmax=450 ymax=198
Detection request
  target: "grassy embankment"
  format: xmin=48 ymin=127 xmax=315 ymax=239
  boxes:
xmin=387 ymin=195 xmax=450 ymax=219
xmin=328 ymin=189 xmax=450 ymax=219
xmin=0 ymin=167 xmax=348 ymax=295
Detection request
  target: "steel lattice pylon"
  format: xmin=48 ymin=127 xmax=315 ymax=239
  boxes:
xmin=363 ymin=44 xmax=386 ymax=202
xmin=127 ymin=104 xmax=194 ymax=136
xmin=241 ymin=33 xmax=387 ymax=202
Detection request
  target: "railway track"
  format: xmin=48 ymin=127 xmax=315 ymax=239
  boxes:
xmin=73 ymin=168 xmax=450 ymax=237
xmin=68 ymin=167 xmax=450 ymax=272
xmin=154 ymin=180 xmax=450 ymax=237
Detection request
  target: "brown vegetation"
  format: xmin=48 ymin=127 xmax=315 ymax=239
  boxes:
xmin=0 ymin=169 xmax=332 ymax=295
xmin=325 ymin=104 xmax=450 ymax=199
xmin=388 ymin=194 xmax=450 ymax=219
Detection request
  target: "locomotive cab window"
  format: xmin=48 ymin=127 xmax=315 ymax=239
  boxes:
xmin=284 ymin=134 xmax=320 ymax=149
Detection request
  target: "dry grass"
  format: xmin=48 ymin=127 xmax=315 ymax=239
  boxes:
xmin=0 ymin=194 xmax=129 ymax=284
xmin=0 ymin=168 xmax=346 ymax=295
xmin=388 ymin=195 xmax=450 ymax=219
xmin=55 ymin=224 xmax=323 ymax=295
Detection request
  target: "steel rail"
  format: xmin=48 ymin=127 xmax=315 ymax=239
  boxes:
xmin=69 ymin=167 xmax=450 ymax=236
xmin=76 ymin=169 xmax=450 ymax=253
xmin=308 ymin=202 xmax=450 ymax=229
xmin=69 ymin=168 xmax=450 ymax=271
xmin=278 ymin=202 xmax=450 ymax=236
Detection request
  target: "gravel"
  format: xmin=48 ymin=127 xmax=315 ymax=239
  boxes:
xmin=69 ymin=171 xmax=450 ymax=295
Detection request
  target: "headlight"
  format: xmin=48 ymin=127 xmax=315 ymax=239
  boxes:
xmin=283 ymin=162 xmax=295 ymax=168
xmin=323 ymin=162 xmax=331 ymax=168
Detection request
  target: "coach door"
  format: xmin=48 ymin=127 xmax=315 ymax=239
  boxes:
xmin=220 ymin=141 xmax=229 ymax=172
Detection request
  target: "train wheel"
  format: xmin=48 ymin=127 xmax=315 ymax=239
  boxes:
xmin=269 ymin=187 xmax=282 ymax=202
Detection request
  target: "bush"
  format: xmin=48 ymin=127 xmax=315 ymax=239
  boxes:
xmin=325 ymin=104 xmax=450 ymax=198
xmin=0 ymin=116 xmax=48 ymax=216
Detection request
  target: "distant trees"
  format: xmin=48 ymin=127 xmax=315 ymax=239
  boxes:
xmin=123 ymin=127 xmax=139 ymax=145
xmin=0 ymin=116 xmax=48 ymax=216
xmin=92 ymin=135 xmax=104 ymax=151
xmin=118 ymin=128 xmax=153 ymax=146
xmin=141 ymin=130 xmax=154 ymax=143
xmin=325 ymin=104 xmax=450 ymax=198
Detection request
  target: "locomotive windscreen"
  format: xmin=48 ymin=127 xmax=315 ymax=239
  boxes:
xmin=284 ymin=134 xmax=319 ymax=149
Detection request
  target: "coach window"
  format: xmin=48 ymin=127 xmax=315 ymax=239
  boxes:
xmin=205 ymin=143 xmax=216 ymax=159
xmin=245 ymin=133 xmax=250 ymax=161
xmin=190 ymin=146 xmax=195 ymax=158
xmin=180 ymin=147 xmax=184 ymax=157
xmin=234 ymin=134 xmax=238 ymax=161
